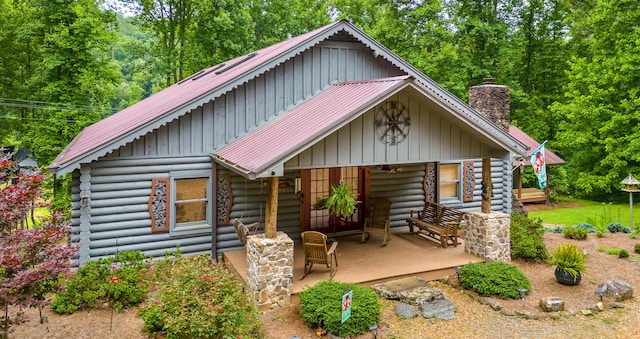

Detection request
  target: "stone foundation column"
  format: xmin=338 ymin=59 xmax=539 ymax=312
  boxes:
xmin=464 ymin=211 xmax=511 ymax=262
xmin=246 ymin=231 xmax=294 ymax=312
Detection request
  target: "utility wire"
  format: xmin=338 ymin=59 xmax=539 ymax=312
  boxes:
xmin=0 ymin=97 xmax=119 ymax=115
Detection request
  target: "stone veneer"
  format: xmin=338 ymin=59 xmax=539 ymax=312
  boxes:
xmin=464 ymin=211 xmax=511 ymax=262
xmin=246 ymin=231 xmax=294 ymax=312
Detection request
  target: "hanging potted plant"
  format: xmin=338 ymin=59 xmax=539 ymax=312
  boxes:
xmin=323 ymin=181 xmax=360 ymax=219
xmin=548 ymin=242 xmax=588 ymax=286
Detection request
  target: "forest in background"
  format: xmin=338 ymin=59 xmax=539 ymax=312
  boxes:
xmin=0 ymin=0 xmax=638 ymax=201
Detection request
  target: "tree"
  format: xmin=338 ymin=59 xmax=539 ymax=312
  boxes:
xmin=552 ymin=0 xmax=640 ymax=199
xmin=0 ymin=155 xmax=77 ymax=335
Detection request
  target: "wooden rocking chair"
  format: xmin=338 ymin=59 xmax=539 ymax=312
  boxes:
xmin=361 ymin=198 xmax=392 ymax=246
xmin=300 ymin=231 xmax=338 ymax=280
xmin=233 ymin=219 xmax=260 ymax=245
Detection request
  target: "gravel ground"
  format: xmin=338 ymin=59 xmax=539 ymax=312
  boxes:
xmin=10 ymin=233 xmax=640 ymax=339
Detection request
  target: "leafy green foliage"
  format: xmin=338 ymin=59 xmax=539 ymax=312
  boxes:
xmin=459 ymin=261 xmax=531 ymax=299
xmin=552 ymin=0 xmax=640 ymax=199
xmin=324 ymin=181 xmax=360 ymax=219
xmin=607 ymin=248 xmax=620 ymax=255
xmin=510 ymin=212 xmax=548 ymax=261
xmin=51 ymin=251 xmax=148 ymax=313
xmin=548 ymin=243 xmax=588 ymax=281
xmin=618 ymin=249 xmax=629 ymax=259
xmin=563 ymin=226 xmax=588 ymax=240
xmin=299 ymin=280 xmax=381 ymax=337
xmin=634 ymin=244 xmax=640 ymax=254
xmin=138 ymin=255 xmax=264 ymax=339
xmin=607 ymin=222 xmax=630 ymax=233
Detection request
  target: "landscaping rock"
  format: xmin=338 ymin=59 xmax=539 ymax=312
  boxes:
xmin=598 ymin=280 xmax=633 ymax=301
xmin=420 ymin=298 xmax=456 ymax=320
xmin=372 ymin=277 xmax=445 ymax=305
xmin=395 ymin=301 xmax=417 ymax=319
xmin=580 ymin=309 xmax=594 ymax=316
xmin=539 ymin=297 xmax=565 ymax=312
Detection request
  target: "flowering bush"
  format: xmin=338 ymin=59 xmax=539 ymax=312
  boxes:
xmin=51 ymin=250 xmax=148 ymax=313
xmin=0 ymin=155 xmax=77 ymax=335
xmin=138 ymin=255 xmax=265 ymax=339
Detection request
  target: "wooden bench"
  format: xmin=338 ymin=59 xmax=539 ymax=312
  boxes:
xmin=406 ymin=201 xmax=464 ymax=248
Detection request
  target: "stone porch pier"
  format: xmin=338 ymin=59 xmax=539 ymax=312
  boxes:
xmin=246 ymin=231 xmax=294 ymax=312
xmin=464 ymin=211 xmax=511 ymax=262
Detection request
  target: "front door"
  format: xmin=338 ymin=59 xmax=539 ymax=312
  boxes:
xmin=301 ymin=167 xmax=365 ymax=234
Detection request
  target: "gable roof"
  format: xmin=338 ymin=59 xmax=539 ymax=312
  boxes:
xmin=214 ymin=76 xmax=412 ymax=179
xmin=509 ymin=125 xmax=565 ymax=165
xmin=49 ymin=20 xmax=527 ymax=176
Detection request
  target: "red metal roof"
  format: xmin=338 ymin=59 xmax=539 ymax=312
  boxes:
xmin=509 ymin=125 xmax=565 ymax=165
xmin=49 ymin=21 xmax=349 ymax=174
xmin=214 ymin=76 xmax=412 ymax=178
xmin=50 ymin=19 xmax=528 ymax=176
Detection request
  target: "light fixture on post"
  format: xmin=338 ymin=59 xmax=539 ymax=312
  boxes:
xmin=517 ymin=288 xmax=527 ymax=307
xmin=620 ymin=174 xmax=640 ymax=230
xmin=454 ymin=266 xmax=461 ymax=281
xmin=595 ymin=286 xmax=606 ymax=301
xmin=81 ymin=194 xmax=89 ymax=208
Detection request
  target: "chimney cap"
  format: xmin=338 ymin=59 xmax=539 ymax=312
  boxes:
xmin=483 ymin=78 xmax=497 ymax=85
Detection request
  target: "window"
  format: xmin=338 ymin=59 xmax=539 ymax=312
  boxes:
xmin=439 ymin=163 xmax=460 ymax=201
xmin=170 ymin=170 xmax=211 ymax=235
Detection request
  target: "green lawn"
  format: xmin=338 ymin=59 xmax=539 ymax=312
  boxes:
xmin=527 ymin=197 xmax=640 ymax=228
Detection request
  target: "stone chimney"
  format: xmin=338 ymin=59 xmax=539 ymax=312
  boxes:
xmin=469 ymin=78 xmax=510 ymax=132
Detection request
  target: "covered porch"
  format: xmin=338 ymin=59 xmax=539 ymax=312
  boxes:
xmin=223 ymin=228 xmax=482 ymax=295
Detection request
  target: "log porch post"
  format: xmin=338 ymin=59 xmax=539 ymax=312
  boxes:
xmin=265 ymin=176 xmax=279 ymax=238
xmin=481 ymin=157 xmax=492 ymax=213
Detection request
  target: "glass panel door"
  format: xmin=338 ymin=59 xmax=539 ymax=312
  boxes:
xmin=302 ymin=167 xmax=364 ymax=233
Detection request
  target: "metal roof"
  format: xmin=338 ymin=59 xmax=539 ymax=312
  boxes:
xmin=213 ymin=76 xmax=413 ymax=179
xmin=509 ymin=125 xmax=565 ymax=165
xmin=50 ymin=19 xmax=528 ymax=176
xmin=49 ymin=21 xmax=352 ymax=175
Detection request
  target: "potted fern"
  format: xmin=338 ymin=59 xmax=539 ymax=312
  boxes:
xmin=548 ymin=243 xmax=587 ymax=286
xmin=323 ymin=181 xmax=360 ymax=219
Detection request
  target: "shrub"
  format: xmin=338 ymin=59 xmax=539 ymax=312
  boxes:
xmin=459 ymin=261 xmax=531 ymax=299
xmin=51 ymin=251 xmax=148 ymax=313
xmin=635 ymin=244 xmax=640 ymax=254
xmin=563 ymin=226 xmax=588 ymax=240
xmin=544 ymin=226 xmax=564 ymax=233
xmin=299 ymin=280 xmax=381 ymax=337
xmin=138 ymin=255 xmax=264 ymax=339
xmin=607 ymin=222 xmax=630 ymax=233
xmin=618 ymin=249 xmax=630 ymax=258
xmin=510 ymin=213 xmax=548 ymax=262
xmin=607 ymin=248 xmax=620 ymax=255
xmin=575 ymin=223 xmax=596 ymax=233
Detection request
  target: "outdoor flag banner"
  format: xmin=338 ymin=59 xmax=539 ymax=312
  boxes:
xmin=530 ymin=143 xmax=547 ymax=189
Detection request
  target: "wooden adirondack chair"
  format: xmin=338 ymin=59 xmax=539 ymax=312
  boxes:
xmin=361 ymin=198 xmax=392 ymax=246
xmin=300 ymin=231 xmax=338 ymax=280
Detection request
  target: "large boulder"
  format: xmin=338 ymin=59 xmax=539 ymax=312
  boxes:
xmin=598 ymin=280 xmax=633 ymax=302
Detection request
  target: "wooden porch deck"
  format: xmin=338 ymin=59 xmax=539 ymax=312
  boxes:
xmin=223 ymin=228 xmax=482 ymax=294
